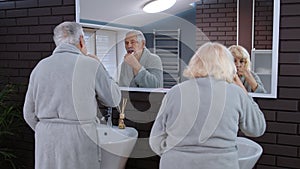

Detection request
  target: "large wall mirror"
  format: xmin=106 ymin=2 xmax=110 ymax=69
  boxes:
xmin=75 ymin=0 xmax=280 ymax=98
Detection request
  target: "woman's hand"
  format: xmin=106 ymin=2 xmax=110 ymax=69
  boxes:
xmin=237 ymin=66 xmax=249 ymax=77
xmin=233 ymin=74 xmax=248 ymax=93
xmin=238 ymin=68 xmax=258 ymax=92
xmin=237 ymin=67 xmax=259 ymax=92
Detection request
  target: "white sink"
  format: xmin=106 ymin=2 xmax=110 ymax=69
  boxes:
xmin=237 ymin=137 xmax=263 ymax=169
xmin=97 ymin=124 xmax=138 ymax=169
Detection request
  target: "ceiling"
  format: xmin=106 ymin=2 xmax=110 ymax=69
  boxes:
xmin=78 ymin=0 xmax=199 ymax=27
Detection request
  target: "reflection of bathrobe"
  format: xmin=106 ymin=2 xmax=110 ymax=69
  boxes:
xmin=149 ymin=77 xmax=266 ymax=169
xmin=240 ymin=71 xmax=267 ymax=93
xmin=119 ymin=48 xmax=163 ymax=88
xmin=23 ymin=43 xmax=121 ymax=169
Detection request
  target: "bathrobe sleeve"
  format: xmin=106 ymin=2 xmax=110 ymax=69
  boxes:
xmin=23 ymin=69 xmax=38 ymax=131
xmin=133 ymin=54 xmax=163 ymax=88
xmin=149 ymin=95 xmax=169 ymax=156
xmin=238 ymin=94 xmax=266 ymax=137
xmin=251 ymin=71 xmax=267 ymax=93
xmin=95 ymin=62 xmax=121 ymax=107
xmin=134 ymin=66 xmax=163 ymax=88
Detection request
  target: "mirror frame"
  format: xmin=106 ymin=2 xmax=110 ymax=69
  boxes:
xmin=245 ymin=0 xmax=280 ymax=98
xmin=75 ymin=0 xmax=280 ymax=98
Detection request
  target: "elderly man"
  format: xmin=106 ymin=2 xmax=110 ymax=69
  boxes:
xmin=23 ymin=21 xmax=121 ymax=169
xmin=119 ymin=30 xmax=163 ymax=88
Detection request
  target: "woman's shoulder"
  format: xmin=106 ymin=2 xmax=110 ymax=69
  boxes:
xmin=227 ymin=82 xmax=244 ymax=92
xmin=226 ymin=82 xmax=252 ymax=102
xmin=165 ymin=80 xmax=189 ymax=96
xmin=167 ymin=78 xmax=204 ymax=95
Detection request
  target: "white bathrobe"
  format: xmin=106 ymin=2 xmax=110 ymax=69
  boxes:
xmin=240 ymin=71 xmax=267 ymax=93
xmin=23 ymin=43 xmax=121 ymax=169
xmin=149 ymin=77 xmax=266 ymax=169
xmin=119 ymin=48 xmax=163 ymax=88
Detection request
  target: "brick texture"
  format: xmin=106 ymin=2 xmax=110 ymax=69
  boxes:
xmin=0 ymin=0 xmax=75 ymax=168
xmin=1 ymin=1 xmax=300 ymax=169
xmin=256 ymin=1 xmax=300 ymax=168
xmin=196 ymin=0 xmax=237 ymax=47
xmin=254 ymin=0 xmax=273 ymax=49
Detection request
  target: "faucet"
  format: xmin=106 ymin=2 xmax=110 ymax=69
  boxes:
xmin=106 ymin=107 xmax=113 ymax=127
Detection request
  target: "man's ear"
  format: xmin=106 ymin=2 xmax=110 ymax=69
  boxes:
xmin=141 ymin=40 xmax=146 ymax=48
xmin=77 ymin=35 xmax=87 ymax=55
xmin=79 ymin=35 xmax=84 ymax=48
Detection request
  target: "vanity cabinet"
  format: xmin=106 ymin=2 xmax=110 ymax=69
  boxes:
xmin=98 ymin=88 xmax=167 ymax=169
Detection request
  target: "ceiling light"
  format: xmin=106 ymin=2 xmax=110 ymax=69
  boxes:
xmin=143 ymin=0 xmax=176 ymax=13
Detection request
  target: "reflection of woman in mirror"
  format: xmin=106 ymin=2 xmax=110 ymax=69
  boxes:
xmin=149 ymin=42 xmax=266 ymax=169
xmin=229 ymin=45 xmax=267 ymax=93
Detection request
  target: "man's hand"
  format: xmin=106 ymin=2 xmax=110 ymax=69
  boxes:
xmin=124 ymin=53 xmax=142 ymax=75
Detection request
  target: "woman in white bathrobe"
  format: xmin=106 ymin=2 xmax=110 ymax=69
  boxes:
xmin=149 ymin=42 xmax=266 ymax=169
xmin=23 ymin=22 xmax=121 ymax=169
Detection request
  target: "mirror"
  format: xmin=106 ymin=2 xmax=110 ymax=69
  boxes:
xmin=237 ymin=0 xmax=280 ymax=98
xmin=75 ymin=0 xmax=280 ymax=98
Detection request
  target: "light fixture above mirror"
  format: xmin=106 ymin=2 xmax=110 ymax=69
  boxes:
xmin=143 ymin=0 xmax=176 ymax=13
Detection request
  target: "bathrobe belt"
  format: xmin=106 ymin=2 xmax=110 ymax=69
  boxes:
xmin=39 ymin=118 xmax=102 ymax=162
xmin=39 ymin=118 xmax=96 ymax=125
xmin=171 ymin=146 xmax=237 ymax=154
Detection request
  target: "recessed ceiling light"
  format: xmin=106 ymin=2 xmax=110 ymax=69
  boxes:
xmin=143 ymin=0 xmax=176 ymax=13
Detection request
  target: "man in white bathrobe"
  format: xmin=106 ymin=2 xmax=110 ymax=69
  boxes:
xmin=119 ymin=30 xmax=163 ymax=88
xmin=23 ymin=21 xmax=121 ymax=169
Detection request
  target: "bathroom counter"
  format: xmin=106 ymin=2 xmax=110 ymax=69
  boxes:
xmin=120 ymin=87 xmax=170 ymax=93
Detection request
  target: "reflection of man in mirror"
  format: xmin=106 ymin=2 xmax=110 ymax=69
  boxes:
xmin=119 ymin=30 xmax=163 ymax=88
xmin=229 ymin=45 xmax=267 ymax=93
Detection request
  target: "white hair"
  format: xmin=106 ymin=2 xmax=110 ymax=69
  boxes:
xmin=53 ymin=21 xmax=84 ymax=46
xmin=228 ymin=45 xmax=251 ymax=70
xmin=183 ymin=42 xmax=237 ymax=83
xmin=125 ymin=30 xmax=145 ymax=43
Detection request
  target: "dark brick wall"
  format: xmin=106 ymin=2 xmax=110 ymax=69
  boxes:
xmin=0 ymin=0 xmax=75 ymax=168
xmin=196 ymin=0 xmax=237 ymax=48
xmin=197 ymin=0 xmax=300 ymax=169
xmin=254 ymin=0 xmax=273 ymax=49
xmin=256 ymin=0 xmax=300 ymax=168
xmin=1 ymin=0 xmax=300 ymax=169
xmin=196 ymin=0 xmax=273 ymax=50
xmin=255 ymin=0 xmax=300 ymax=169
xmin=0 ymin=0 xmax=75 ymax=96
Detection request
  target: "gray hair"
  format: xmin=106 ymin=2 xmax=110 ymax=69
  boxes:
xmin=126 ymin=30 xmax=145 ymax=43
xmin=183 ymin=42 xmax=236 ymax=83
xmin=53 ymin=21 xmax=84 ymax=46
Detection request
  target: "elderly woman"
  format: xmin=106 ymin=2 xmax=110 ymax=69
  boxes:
xmin=229 ymin=45 xmax=266 ymax=93
xmin=149 ymin=42 xmax=266 ymax=169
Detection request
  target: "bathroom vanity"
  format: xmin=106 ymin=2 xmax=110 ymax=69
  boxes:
xmin=99 ymin=87 xmax=168 ymax=169
xmin=98 ymin=87 xmax=263 ymax=169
